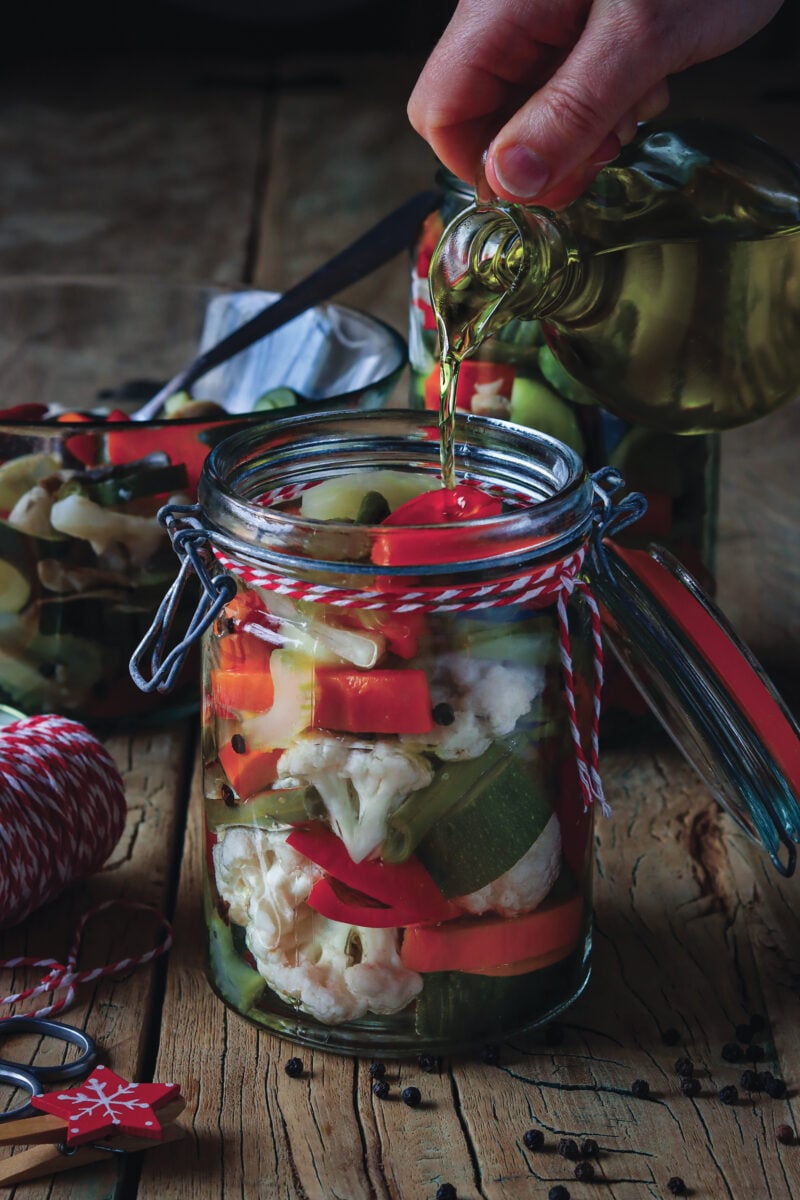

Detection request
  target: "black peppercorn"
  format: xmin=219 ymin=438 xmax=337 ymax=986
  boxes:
xmin=523 ymin=1129 xmax=545 ymax=1151
xmin=749 ymin=1013 xmax=766 ymax=1033
xmin=557 ymin=1137 xmax=580 ymax=1160
xmin=735 ymin=1023 xmax=753 ymax=1044
xmin=231 ymin=733 xmax=246 ymax=755
xmin=667 ymin=1177 xmax=687 ymax=1196
xmin=580 ymin=1138 xmax=599 ymax=1158
xmin=765 ymin=1076 xmax=787 ymax=1099
xmin=418 ymin=1053 xmax=439 ymax=1074
xmin=680 ymin=1076 xmax=701 ymax=1098
xmin=674 ymin=1057 xmax=694 ymax=1077
xmin=284 ymin=1057 xmax=303 ymax=1078
xmin=481 ymin=1043 xmax=501 ymax=1066
xmin=746 ymin=1044 xmax=765 ymax=1062
xmin=544 ymin=1022 xmax=565 ymax=1046
xmin=662 ymin=1027 xmax=680 ymax=1046
xmin=402 ymin=1086 xmax=422 ymax=1108
xmin=718 ymin=1085 xmax=738 ymax=1105
xmin=574 ymin=1161 xmax=595 ymax=1182
xmin=740 ymin=1069 xmax=760 ymax=1092
xmin=721 ymin=1042 xmax=742 ymax=1063
xmin=372 ymin=1079 xmax=390 ymax=1100
xmin=369 ymin=1061 xmax=386 ymax=1079
xmin=435 ymin=1184 xmax=457 ymax=1200
xmin=432 ymin=702 xmax=455 ymax=726
xmin=776 ymin=1124 xmax=795 ymax=1146
xmin=548 ymin=1187 xmax=570 ymax=1200
xmin=221 ymin=784 xmax=236 ymax=807
xmin=631 ymin=1079 xmax=651 ymax=1099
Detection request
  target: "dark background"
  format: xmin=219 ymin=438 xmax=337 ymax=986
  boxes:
xmin=7 ymin=0 xmax=800 ymax=63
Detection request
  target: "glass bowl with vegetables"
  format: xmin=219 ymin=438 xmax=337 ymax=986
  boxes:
xmin=0 ymin=276 xmax=406 ymax=724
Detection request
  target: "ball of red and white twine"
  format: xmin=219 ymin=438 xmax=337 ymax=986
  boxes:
xmin=0 ymin=714 xmax=172 ymax=1017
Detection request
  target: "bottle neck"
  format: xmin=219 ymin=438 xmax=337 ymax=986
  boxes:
xmin=428 ymin=203 xmax=581 ymax=359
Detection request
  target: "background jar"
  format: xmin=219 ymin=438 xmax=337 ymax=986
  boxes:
xmin=196 ymin=410 xmax=602 ymax=1056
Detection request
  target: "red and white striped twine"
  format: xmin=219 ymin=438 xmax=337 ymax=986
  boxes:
xmin=213 ymin=492 xmax=608 ymax=816
xmin=0 ymin=715 xmax=173 ymax=1017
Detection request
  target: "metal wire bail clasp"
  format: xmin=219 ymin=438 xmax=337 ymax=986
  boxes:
xmin=588 ymin=466 xmax=648 ymax=570
xmin=129 ymin=504 xmax=236 ymax=694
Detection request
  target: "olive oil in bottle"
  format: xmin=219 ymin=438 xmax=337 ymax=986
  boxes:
xmin=430 ymin=120 xmax=800 ymax=441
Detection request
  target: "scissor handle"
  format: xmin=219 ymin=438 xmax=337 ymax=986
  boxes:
xmin=0 ymin=1016 xmax=97 ymax=1083
xmin=0 ymin=1062 xmax=42 ymax=1121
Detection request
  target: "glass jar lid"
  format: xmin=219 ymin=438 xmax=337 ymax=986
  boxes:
xmin=589 ymin=501 xmax=800 ymax=876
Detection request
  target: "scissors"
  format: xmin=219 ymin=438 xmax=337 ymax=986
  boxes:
xmin=0 ymin=1017 xmax=97 ymax=1121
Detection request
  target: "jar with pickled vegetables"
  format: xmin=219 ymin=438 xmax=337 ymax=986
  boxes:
xmin=162 ymin=412 xmax=607 ymax=1054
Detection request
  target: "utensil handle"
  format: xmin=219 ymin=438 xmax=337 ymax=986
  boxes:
xmin=136 ymin=188 xmax=441 ymax=420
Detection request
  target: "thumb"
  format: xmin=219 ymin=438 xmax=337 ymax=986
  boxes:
xmin=484 ymin=9 xmax=672 ymax=201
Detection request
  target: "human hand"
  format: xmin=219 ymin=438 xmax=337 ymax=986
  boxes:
xmin=408 ymin=0 xmax=784 ymax=208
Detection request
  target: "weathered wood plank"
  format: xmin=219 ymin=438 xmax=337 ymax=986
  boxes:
xmin=0 ymin=725 xmax=193 ymax=1200
xmin=0 ymin=56 xmax=266 ymax=284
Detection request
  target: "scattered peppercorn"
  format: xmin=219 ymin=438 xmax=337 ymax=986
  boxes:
xmin=631 ymin=1079 xmax=651 ymax=1100
xmin=548 ymin=1188 xmax=570 ymax=1200
xmin=749 ymin=1014 xmax=766 ymax=1033
xmin=284 ymin=1057 xmax=303 ymax=1078
xmin=765 ymin=1077 xmax=787 ymax=1099
xmin=680 ymin=1077 xmax=701 ymax=1098
xmin=523 ymin=1129 xmax=545 ymax=1151
xmin=418 ymin=1054 xmax=440 ymax=1074
xmin=735 ymin=1023 xmax=753 ymax=1043
xmin=481 ymin=1043 xmax=501 ymax=1066
xmin=231 ymin=733 xmax=246 ymax=755
xmin=757 ymin=1071 xmax=774 ymax=1090
xmin=776 ymin=1124 xmax=795 ymax=1146
xmin=402 ymin=1086 xmax=422 ymax=1108
xmin=746 ymin=1044 xmax=765 ymax=1062
xmin=667 ymin=1176 xmax=687 ymax=1196
xmin=662 ymin=1028 xmax=680 ymax=1046
xmin=721 ymin=1042 xmax=742 ymax=1063
xmin=718 ymin=1085 xmax=738 ymax=1105
xmin=369 ymin=1062 xmax=386 ymax=1079
xmin=580 ymin=1138 xmax=599 ymax=1158
xmin=740 ymin=1069 xmax=760 ymax=1092
xmin=432 ymin=702 xmax=455 ymax=726
xmin=544 ymin=1022 xmax=565 ymax=1047
xmin=435 ymin=1184 xmax=457 ymax=1200
xmin=372 ymin=1079 xmax=390 ymax=1100
xmin=221 ymin=784 xmax=236 ymax=807
xmin=557 ymin=1137 xmax=580 ymax=1160
xmin=574 ymin=1161 xmax=595 ymax=1182
xmin=674 ymin=1057 xmax=694 ymax=1077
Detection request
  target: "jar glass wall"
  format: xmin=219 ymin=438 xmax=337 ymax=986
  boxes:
xmin=197 ymin=411 xmax=600 ymax=1056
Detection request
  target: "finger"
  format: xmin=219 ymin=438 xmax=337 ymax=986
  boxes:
xmin=485 ymin=7 xmax=676 ymax=201
xmin=407 ymin=0 xmax=576 ymax=185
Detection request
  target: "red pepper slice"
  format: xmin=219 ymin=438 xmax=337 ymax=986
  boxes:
xmin=105 ymin=411 xmax=225 ymax=494
xmin=313 ymin=667 xmax=433 ymax=735
xmin=287 ymin=825 xmax=459 ymax=922
xmin=307 ymin=876 xmax=458 ymax=929
xmin=372 ymin=485 xmax=502 ymax=567
xmin=56 ymin=412 xmax=100 ymax=467
xmin=0 ymin=403 xmax=49 ymax=422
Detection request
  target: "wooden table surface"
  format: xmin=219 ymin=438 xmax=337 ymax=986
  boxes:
xmin=0 ymin=40 xmax=799 ymax=1200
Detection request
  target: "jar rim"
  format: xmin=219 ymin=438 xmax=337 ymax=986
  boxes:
xmin=198 ymin=409 xmax=594 ymax=578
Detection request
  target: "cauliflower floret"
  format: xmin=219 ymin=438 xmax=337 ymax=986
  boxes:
xmin=213 ymin=826 xmax=422 ymax=1024
xmin=403 ymin=653 xmax=544 ymax=761
xmin=276 ymin=732 xmax=434 ymax=863
xmin=8 ymin=484 xmax=59 ymax=538
xmin=455 ymin=813 xmax=562 ymax=917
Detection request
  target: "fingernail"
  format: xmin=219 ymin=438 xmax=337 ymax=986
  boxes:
xmin=491 ymin=144 xmax=550 ymax=199
xmin=613 ymin=115 xmax=638 ymax=146
xmin=589 ymin=133 xmax=621 ymax=166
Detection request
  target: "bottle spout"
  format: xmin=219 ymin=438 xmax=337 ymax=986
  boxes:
xmin=427 ymin=202 xmax=534 ymax=360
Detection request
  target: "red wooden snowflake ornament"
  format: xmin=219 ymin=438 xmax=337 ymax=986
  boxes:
xmin=30 ymin=1064 xmax=180 ymax=1146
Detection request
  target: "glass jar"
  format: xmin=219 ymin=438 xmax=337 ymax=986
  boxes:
xmin=132 ymin=409 xmax=800 ymax=1056
xmin=409 ymin=169 xmax=720 ymax=585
